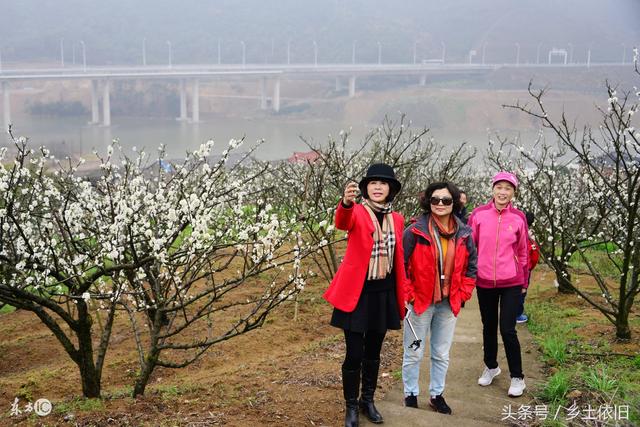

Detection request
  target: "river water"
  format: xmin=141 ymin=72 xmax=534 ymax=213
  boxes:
xmin=5 ymin=113 xmax=536 ymax=164
xmin=6 ymin=114 xmax=375 ymax=161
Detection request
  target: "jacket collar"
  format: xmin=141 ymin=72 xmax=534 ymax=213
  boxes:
xmin=411 ymin=213 xmax=471 ymax=239
xmin=489 ymin=199 xmax=514 ymax=213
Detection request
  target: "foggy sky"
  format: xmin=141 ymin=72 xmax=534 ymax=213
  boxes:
xmin=0 ymin=0 xmax=638 ymax=64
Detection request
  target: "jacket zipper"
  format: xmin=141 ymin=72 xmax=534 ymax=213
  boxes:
xmin=494 ymin=211 xmax=502 ymax=287
xmin=412 ymin=225 xmax=466 ymax=276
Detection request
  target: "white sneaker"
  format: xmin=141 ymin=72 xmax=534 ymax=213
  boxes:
xmin=508 ymin=377 xmax=526 ymax=397
xmin=478 ymin=366 xmax=501 ymax=386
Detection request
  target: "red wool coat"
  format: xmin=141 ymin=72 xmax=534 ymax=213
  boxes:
xmin=323 ymin=202 xmax=407 ymax=319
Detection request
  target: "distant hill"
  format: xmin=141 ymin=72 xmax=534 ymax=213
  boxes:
xmin=0 ymin=0 xmax=638 ymax=66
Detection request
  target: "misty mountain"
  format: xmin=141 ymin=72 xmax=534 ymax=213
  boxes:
xmin=0 ymin=0 xmax=638 ymax=65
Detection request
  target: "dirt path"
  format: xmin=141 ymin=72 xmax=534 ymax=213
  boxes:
xmin=369 ymin=293 xmax=544 ymax=426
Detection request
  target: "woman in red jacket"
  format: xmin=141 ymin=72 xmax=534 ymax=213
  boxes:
xmin=401 ymin=182 xmax=477 ymax=414
xmin=323 ymin=163 xmax=407 ymax=427
xmin=516 ymin=210 xmax=541 ymax=324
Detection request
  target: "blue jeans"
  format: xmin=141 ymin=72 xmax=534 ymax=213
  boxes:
xmin=517 ymin=271 xmax=532 ymax=317
xmin=516 ymin=291 xmax=527 ymax=317
xmin=402 ymin=299 xmax=457 ymax=397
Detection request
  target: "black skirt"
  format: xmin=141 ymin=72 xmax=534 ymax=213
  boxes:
xmin=330 ymin=275 xmax=401 ymax=333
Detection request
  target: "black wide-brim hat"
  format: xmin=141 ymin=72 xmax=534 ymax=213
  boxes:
xmin=358 ymin=163 xmax=402 ymax=200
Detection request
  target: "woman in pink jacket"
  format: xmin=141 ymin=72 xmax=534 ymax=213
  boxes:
xmin=467 ymin=172 xmax=529 ymax=398
xmin=323 ymin=163 xmax=407 ymax=427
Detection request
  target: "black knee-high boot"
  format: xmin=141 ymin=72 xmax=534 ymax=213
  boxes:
xmin=360 ymin=359 xmax=383 ymax=423
xmin=342 ymin=366 xmax=360 ymax=427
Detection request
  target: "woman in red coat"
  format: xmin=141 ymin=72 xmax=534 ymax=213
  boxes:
xmin=323 ymin=163 xmax=406 ymax=427
xmin=401 ymin=182 xmax=477 ymax=414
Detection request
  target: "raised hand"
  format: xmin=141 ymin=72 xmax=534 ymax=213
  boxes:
xmin=342 ymin=182 xmax=359 ymax=206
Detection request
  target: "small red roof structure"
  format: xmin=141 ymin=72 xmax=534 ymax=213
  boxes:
xmin=287 ymin=150 xmax=321 ymax=163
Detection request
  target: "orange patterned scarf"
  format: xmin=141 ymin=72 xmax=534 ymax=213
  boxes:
xmin=428 ymin=215 xmax=457 ymax=303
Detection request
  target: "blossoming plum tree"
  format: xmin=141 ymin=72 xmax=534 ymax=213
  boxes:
xmin=502 ymin=52 xmax=640 ymax=339
xmin=0 ymin=133 xmax=312 ymax=397
xmin=111 ymin=140 xmax=311 ymax=397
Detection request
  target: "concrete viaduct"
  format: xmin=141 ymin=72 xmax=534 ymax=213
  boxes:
xmin=0 ymin=61 xmax=624 ymax=129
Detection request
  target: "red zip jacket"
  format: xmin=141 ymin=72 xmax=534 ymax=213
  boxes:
xmin=323 ymin=201 xmax=406 ymax=318
xmin=529 ymin=237 xmax=541 ymax=270
xmin=468 ymin=200 xmax=529 ymax=289
xmin=403 ymin=214 xmax=477 ymax=316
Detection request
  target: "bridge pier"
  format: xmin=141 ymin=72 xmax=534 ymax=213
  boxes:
xmin=102 ymin=80 xmax=111 ymax=127
xmin=191 ymin=79 xmax=200 ymax=123
xmin=348 ymin=76 xmax=356 ymax=98
xmin=2 ymin=82 xmax=10 ymax=132
xmin=419 ymin=74 xmax=427 ymax=86
xmin=335 ymin=77 xmax=342 ymax=92
xmin=273 ymin=77 xmax=281 ymax=112
xmin=260 ymin=77 xmax=268 ymax=110
xmin=90 ymin=80 xmax=100 ymax=124
xmin=178 ymin=79 xmax=188 ymax=121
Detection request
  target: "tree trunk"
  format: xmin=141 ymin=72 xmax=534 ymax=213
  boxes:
xmin=328 ymin=245 xmax=339 ymax=276
xmin=133 ymin=349 xmax=159 ymax=397
xmin=554 ymin=264 xmax=574 ymax=294
xmin=75 ymin=303 xmax=101 ymax=398
xmin=616 ymin=306 xmax=632 ymax=340
xmin=78 ymin=356 xmax=102 ymax=398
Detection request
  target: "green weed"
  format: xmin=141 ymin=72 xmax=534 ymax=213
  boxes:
xmin=541 ymin=403 xmax=566 ymax=427
xmin=568 ymin=248 xmax=621 ymax=278
xmin=527 ymin=302 xmax=578 ymax=335
xmin=539 ymin=370 xmax=571 ymax=404
xmin=14 ymin=367 xmax=64 ymax=402
xmin=16 ymin=380 xmax=35 ymax=402
xmin=104 ymin=386 xmax=134 ymax=399
xmin=0 ymin=304 xmax=15 ymax=314
xmin=156 ymin=384 xmax=180 ymax=397
xmin=54 ymin=397 xmax=104 ymax=414
xmin=561 ymin=308 xmax=581 ymax=318
xmin=153 ymin=382 xmax=202 ymax=400
xmin=583 ymin=365 xmax=618 ymax=394
xmin=541 ymin=335 xmax=568 ymax=365
xmin=527 ymin=294 xmax=639 ymax=424
xmin=526 ymin=303 xmax=553 ymax=335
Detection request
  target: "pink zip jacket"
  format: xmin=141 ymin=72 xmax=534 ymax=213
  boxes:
xmin=468 ymin=200 xmax=529 ymax=289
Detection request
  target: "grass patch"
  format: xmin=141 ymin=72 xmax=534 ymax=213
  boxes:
xmin=391 ymin=369 xmax=402 ymax=381
xmin=104 ymin=386 xmax=134 ymax=400
xmin=155 ymin=384 xmax=181 ymax=397
xmin=539 ymin=370 xmax=571 ymax=404
xmin=13 ymin=368 xmax=61 ymax=401
xmin=540 ymin=335 xmax=567 ymax=365
xmin=54 ymin=397 xmax=105 ymax=414
xmin=0 ymin=304 xmax=16 ymax=314
xmin=583 ymin=365 xmax=618 ymax=394
xmin=16 ymin=379 xmax=36 ymax=402
xmin=527 ymin=301 xmax=577 ymax=367
xmin=526 ymin=296 xmax=640 ymax=424
xmin=152 ymin=383 xmax=203 ymax=400
xmin=540 ymin=403 xmax=566 ymax=427
xmin=567 ymin=248 xmax=621 ymax=278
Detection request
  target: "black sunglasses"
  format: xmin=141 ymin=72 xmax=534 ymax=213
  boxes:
xmin=430 ymin=196 xmax=454 ymax=206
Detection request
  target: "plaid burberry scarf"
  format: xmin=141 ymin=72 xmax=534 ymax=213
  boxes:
xmin=363 ymin=199 xmax=396 ymax=280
